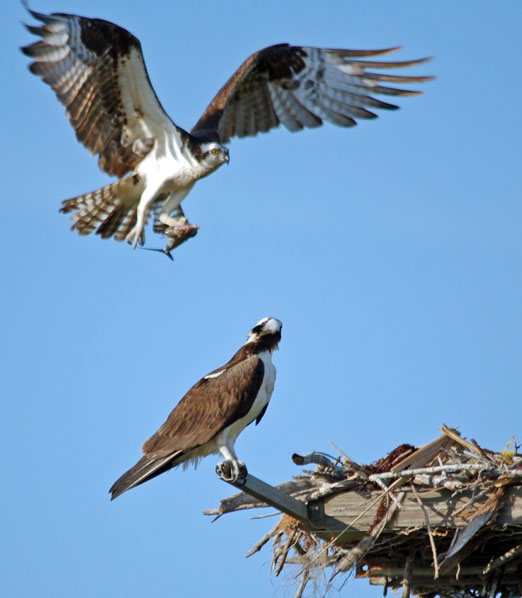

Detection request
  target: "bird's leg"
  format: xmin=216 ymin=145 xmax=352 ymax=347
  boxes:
xmin=216 ymin=459 xmax=248 ymax=485
xmin=126 ymin=192 xmax=156 ymax=248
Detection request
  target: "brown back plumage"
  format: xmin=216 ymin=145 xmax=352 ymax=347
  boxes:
xmin=142 ymin=349 xmax=265 ymax=457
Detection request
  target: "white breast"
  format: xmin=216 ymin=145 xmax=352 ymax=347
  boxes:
xmin=214 ymin=350 xmax=276 ymax=454
xmin=255 ymin=350 xmax=277 ymax=412
xmin=138 ymin=134 xmax=194 ymax=188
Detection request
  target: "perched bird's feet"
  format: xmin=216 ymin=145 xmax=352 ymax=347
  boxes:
xmin=162 ymin=218 xmax=199 ymax=257
xmin=126 ymin=227 xmax=145 ymax=249
xmin=216 ymin=460 xmax=248 ymax=485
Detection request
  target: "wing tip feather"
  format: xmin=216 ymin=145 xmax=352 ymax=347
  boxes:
xmin=329 ymin=46 xmax=404 ymax=57
xmin=23 ymin=4 xmax=52 ymax=25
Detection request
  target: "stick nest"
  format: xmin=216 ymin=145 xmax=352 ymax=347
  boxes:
xmin=207 ymin=426 xmax=522 ymax=598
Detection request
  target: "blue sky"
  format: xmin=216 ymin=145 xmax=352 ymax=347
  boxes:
xmin=3 ymin=1 xmax=522 ymax=597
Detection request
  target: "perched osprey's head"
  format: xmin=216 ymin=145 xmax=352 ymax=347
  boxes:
xmin=200 ymin=141 xmax=229 ymax=171
xmin=247 ymin=317 xmax=282 ymax=353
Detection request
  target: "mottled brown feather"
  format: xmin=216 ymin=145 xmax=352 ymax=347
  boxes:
xmin=142 ymin=348 xmax=265 ymax=457
xmin=22 ymin=11 xmax=163 ymax=177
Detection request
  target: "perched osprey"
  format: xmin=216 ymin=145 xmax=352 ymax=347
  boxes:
xmin=109 ymin=317 xmax=282 ymax=500
xmin=22 ymin=9 xmax=432 ymax=258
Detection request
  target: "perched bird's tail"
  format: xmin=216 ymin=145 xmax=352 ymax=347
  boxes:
xmin=109 ymin=452 xmax=182 ymax=500
xmin=60 ymin=175 xmax=145 ymax=243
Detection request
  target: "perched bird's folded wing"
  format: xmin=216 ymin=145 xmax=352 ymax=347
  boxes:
xmin=142 ymin=354 xmax=265 ymax=457
xmin=191 ymin=44 xmax=433 ymax=143
xmin=22 ymin=9 xmax=181 ymax=177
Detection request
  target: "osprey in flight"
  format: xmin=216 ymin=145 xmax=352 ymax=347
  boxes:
xmin=109 ymin=317 xmax=282 ymax=500
xmin=22 ymin=9 xmax=432 ymax=258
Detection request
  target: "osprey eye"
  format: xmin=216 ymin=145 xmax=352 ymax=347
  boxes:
xmin=211 ymin=148 xmax=220 ymax=155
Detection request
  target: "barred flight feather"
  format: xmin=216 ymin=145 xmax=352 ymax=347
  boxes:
xmin=60 ymin=175 xmax=144 ymax=241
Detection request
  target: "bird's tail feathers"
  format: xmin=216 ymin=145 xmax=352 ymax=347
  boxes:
xmin=60 ymin=175 xmax=145 ymax=242
xmin=109 ymin=451 xmax=183 ymax=500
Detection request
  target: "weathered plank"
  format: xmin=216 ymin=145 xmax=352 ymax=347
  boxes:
xmin=324 ymin=485 xmax=522 ymax=532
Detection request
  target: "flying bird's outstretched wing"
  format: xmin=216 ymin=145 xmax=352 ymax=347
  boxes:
xmin=21 ymin=9 xmax=181 ymax=178
xmin=191 ymin=45 xmax=433 ymax=142
xmin=109 ymin=354 xmax=265 ymax=500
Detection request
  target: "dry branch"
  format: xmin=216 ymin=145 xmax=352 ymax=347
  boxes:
xmin=411 ymin=482 xmax=440 ymax=579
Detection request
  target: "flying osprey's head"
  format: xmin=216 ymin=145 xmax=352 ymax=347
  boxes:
xmin=247 ymin=317 xmax=282 ymax=353
xmin=199 ymin=140 xmax=229 ymax=171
